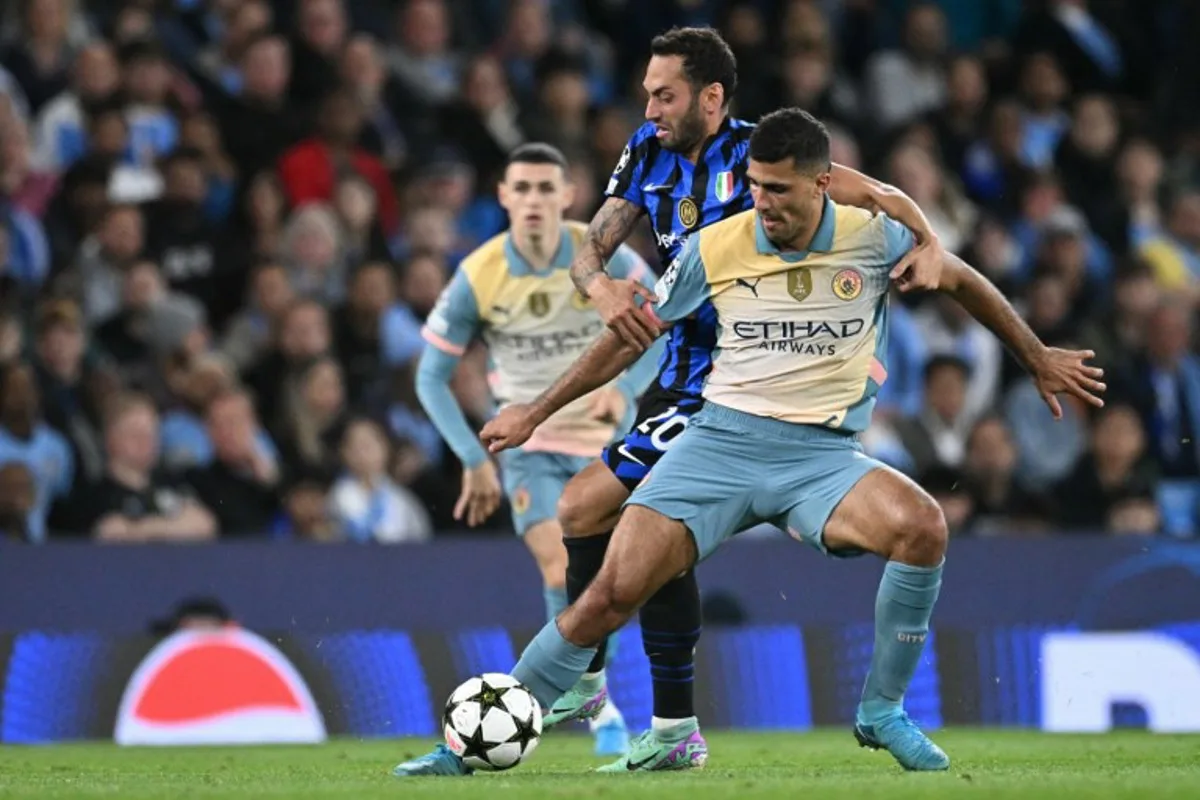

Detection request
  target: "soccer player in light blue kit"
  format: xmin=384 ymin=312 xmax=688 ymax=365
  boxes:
xmin=414 ymin=143 xmax=663 ymax=756
xmin=412 ymin=108 xmax=1106 ymax=776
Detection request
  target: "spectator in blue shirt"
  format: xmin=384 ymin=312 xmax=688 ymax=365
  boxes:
xmin=0 ymin=362 xmax=74 ymax=542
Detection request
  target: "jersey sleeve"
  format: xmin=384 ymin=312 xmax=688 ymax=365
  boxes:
xmin=650 ymin=234 xmax=710 ymax=325
xmin=422 ymin=269 xmax=480 ymax=356
xmin=878 ymin=214 xmax=916 ymax=272
xmin=604 ymin=126 xmax=652 ymax=209
xmin=607 ymin=243 xmax=655 ymax=290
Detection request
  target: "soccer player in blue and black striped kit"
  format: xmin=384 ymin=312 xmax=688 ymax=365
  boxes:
xmin=393 ymin=26 xmax=943 ymax=777
xmin=542 ymin=30 xmax=942 ymax=772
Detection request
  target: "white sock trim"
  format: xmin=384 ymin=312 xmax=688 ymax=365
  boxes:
xmin=651 ymin=716 xmax=697 ymax=733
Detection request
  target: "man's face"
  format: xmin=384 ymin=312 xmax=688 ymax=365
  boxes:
xmin=37 ymin=323 xmax=84 ymax=379
xmin=0 ymin=464 xmax=34 ymax=520
xmin=321 ymin=92 xmax=364 ymax=145
xmin=499 ymin=162 xmax=572 ymax=242
xmin=747 ymin=157 xmax=830 ymax=246
xmin=108 ymin=405 xmax=160 ymax=474
xmin=165 ymin=159 xmax=206 ymax=205
xmin=243 ymin=38 xmax=290 ymax=101
xmin=642 ymin=55 xmax=707 ymax=154
xmin=208 ymin=395 xmax=256 ymax=463
xmin=300 ymin=0 xmax=346 ymax=54
xmin=281 ymin=304 xmax=330 ymax=359
xmin=926 ymin=364 xmax=967 ymax=422
xmin=349 ymin=264 xmax=394 ymax=315
xmin=100 ymin=208 xmax=144 ymax=263
xmin=76 ymin=44 xmax=119 ymax=101
xmin=0 ymin=365 xmax=38 ymax=429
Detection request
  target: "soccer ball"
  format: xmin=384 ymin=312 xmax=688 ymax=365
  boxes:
xmin=443 ymin=673 xmax=542 ymax=770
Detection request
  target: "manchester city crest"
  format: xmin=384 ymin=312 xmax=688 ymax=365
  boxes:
xmin=528 ymin=292 xmax=550 ymax=317
xmin=832 ymin=269 xmax=864 ymax=301
xmin=677 ymin=197 xmax=699 ymax=229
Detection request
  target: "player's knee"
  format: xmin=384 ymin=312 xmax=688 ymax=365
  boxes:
xmin=893 ymin=498 xmax=948 ymax=565
xmin=557 ymin=485 xmax=600 ymax=538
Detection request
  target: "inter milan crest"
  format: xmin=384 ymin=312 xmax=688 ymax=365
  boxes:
xmin=528 ymin=292 xmax=550 ymax=317
xmin=677 ymin=197 xmax=700 ymax=230
xmin=787 ymin=266 xmax=813 ymax=302
xmin=832 ymin=268 xmax=864 ymax=301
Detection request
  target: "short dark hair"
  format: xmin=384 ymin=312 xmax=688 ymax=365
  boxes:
xmin=506 ymin=142 xmax=569 ymax=172
xmin=117 ymin=38 xmax=166 ymax=67
xmin=924 ymin=354 xmax=971 ymax=384
xmin=650 ymin=27 xmax=737 ymax=107
xmin=749 ymin=108 xmax=831 ymax=173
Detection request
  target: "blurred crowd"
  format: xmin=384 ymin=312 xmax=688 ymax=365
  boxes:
xmin=0 ymin=0 xmax=1198 ymax=544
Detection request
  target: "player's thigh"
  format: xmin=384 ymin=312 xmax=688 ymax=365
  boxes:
xmin=522 ymin=518 xmax=568 ymax=585
xmin=780 ymin=452 xmax=946 ymax=562
xmin=498 ymin=450 xmax=571 ymax=536
xmin=557 ymin=459 xmax=630 ymax=538
xmin=625 ymin=421 xmax=759 ymax=563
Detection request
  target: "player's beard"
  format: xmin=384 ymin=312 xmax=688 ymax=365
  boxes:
xmin=661 ymin=97 xmax=708 ymax=155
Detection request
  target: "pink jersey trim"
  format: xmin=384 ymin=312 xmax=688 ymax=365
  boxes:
xmin=868 ymin=356 xmax=888 ymax=386
xmin=422 ymin=327 xmax=466 ymax=356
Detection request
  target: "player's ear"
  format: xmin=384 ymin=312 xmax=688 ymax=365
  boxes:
xmin=497 ymin=178 xmax=511 ymax=210
xmin=815 ymin=171 xmax=832 ymax=196
xmin=703 ymin=82 xmax=723 ymax=114
xmin=560 ymin=178 xmax=576 ymax=209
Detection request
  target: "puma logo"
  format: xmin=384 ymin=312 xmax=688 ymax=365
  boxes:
xmin=736 ymin=277 xmax=762 ymax=297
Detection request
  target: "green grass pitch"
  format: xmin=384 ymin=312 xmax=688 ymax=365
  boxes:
xmin=1 ymin=730 xmax=1197 ymax=799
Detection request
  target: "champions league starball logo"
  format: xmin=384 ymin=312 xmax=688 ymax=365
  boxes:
xmin=114 ymin=628 xmax=326 ymax=746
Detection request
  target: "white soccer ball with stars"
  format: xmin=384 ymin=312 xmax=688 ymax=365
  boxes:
xmin=443 ymin=673 xmax=542 ymax=770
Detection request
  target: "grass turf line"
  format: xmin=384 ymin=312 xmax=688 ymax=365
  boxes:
xmin=1 ymin=729 xmax=1198 ymax=799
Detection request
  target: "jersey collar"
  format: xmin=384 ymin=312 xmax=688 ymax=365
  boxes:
xmin=693 ymin=115 xmax=734 ymax=163
xmin=503 ymin=229 xmax=574 ymax=276
xmin=754 ymin=195 xmax=836 ymax=262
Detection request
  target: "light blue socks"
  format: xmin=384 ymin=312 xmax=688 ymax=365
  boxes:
xmin=512 ymin=621 xmax=597 ymax=708
xmin=544 ymin=585 xmax=569 ymax=622
xmin=858 ymin=560 xmax=944 ymax=723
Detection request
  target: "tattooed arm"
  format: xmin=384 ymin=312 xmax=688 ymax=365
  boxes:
xmin=570 ymin=197 xmax=645 ymax=294
xmin=569 ymin=197 xmax=659 ymax=348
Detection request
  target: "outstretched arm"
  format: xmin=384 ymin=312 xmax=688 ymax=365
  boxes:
xmin=829 ymin=163 xmax=944 ymax=292
xmin=479 ymin=330 xmax=653 ymax=454
xmin=482 ymin=236 xmax=710 ymax=453
xmin=939 ymin=253 xmax=1106 ymax=417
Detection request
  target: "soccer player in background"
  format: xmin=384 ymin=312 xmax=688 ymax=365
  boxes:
xmin=480 ymin=108 xmax=1106 ymax=772
xmin=414 ymin=142 xmax=663 ymax=756
xmin=395 ymin=27 xmax=943 ymax=776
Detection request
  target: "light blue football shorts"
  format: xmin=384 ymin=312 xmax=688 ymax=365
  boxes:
xmin=498 ymin=449 xmax=594 ymax=536
xmin=625 ymin=402 xmax=883 ymax=561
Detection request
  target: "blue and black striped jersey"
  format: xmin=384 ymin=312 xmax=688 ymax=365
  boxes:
xmin=605 ymin=117 xmax=755 ymax=396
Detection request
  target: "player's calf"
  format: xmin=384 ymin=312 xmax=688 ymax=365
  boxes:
xmin=639 ymin=570 xmax=702 ymax=725
xmin=821 ymin=469 xmax=950 ymax=769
